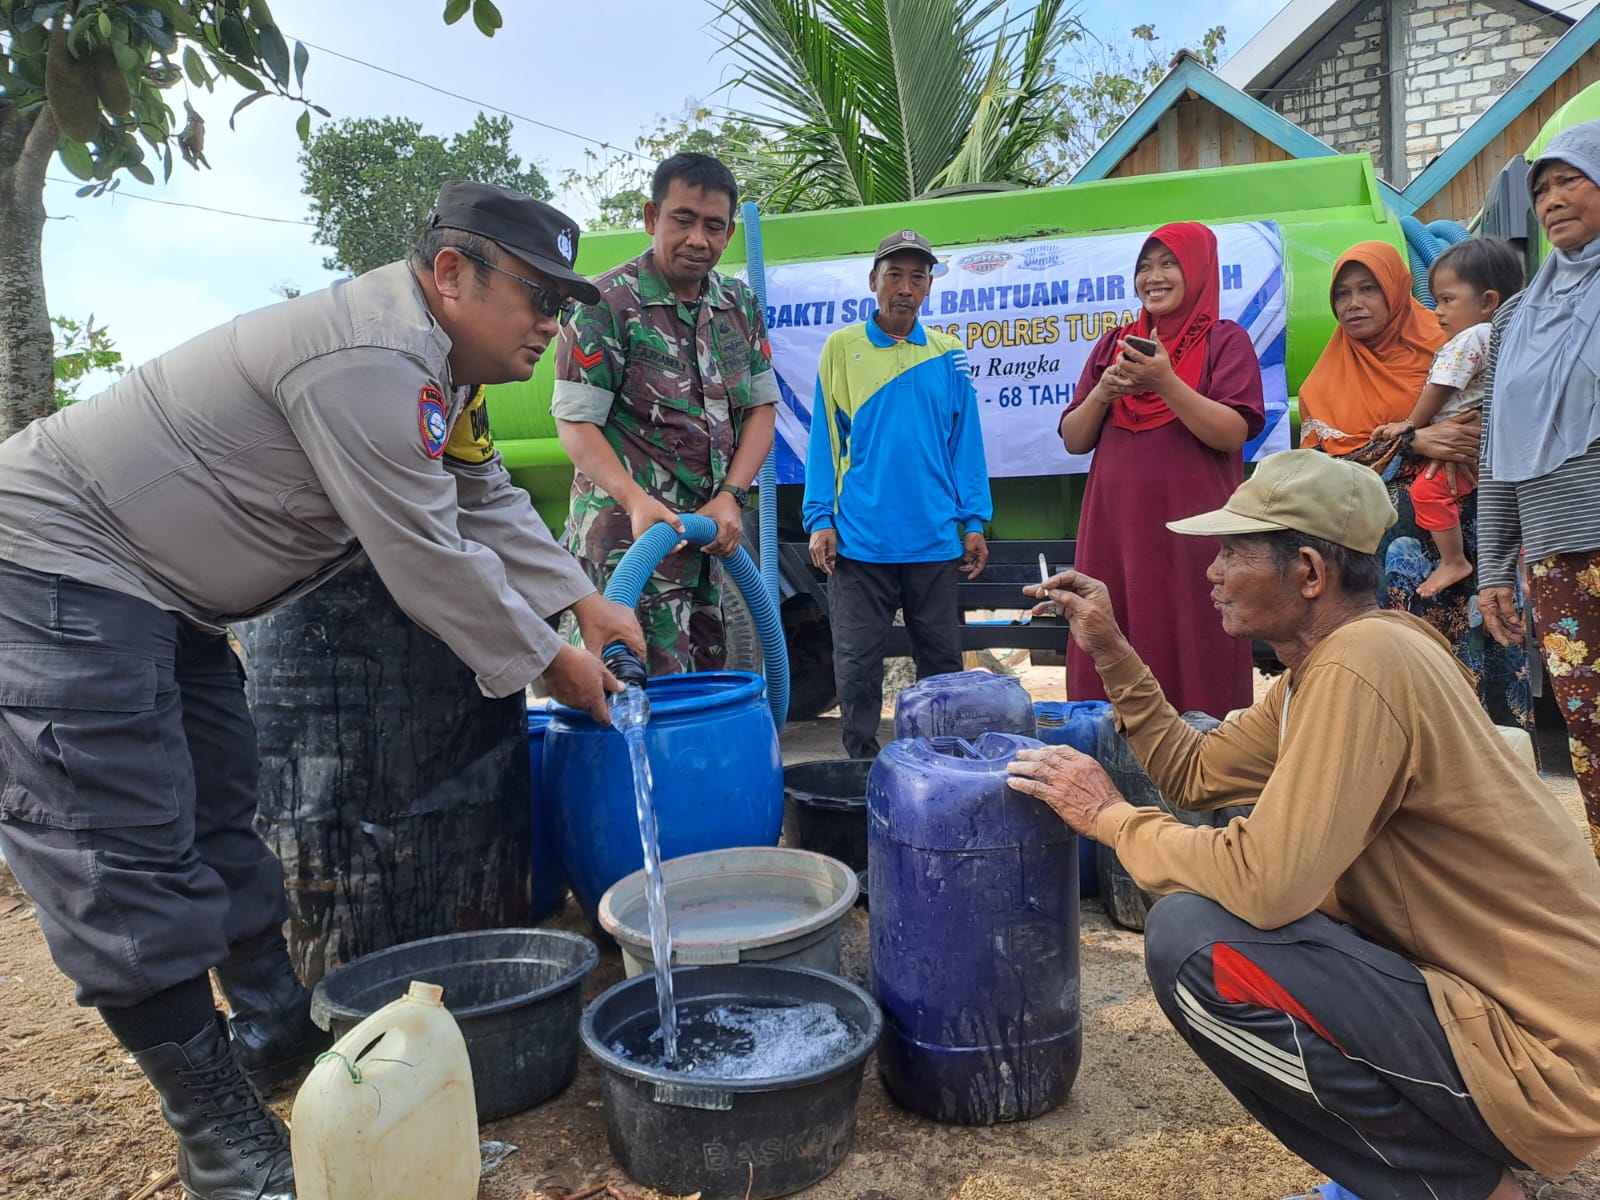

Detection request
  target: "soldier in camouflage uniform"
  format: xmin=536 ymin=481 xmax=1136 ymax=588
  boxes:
xmin=553 ymin=153 xmax=779 ymax=675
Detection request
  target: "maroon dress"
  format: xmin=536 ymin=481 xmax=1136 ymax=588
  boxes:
xmin=1064 ymin=321 xmax=1266 ymax=716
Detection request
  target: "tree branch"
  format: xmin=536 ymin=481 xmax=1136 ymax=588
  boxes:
xmin=16 ymin=107 xmax=58 ymax=198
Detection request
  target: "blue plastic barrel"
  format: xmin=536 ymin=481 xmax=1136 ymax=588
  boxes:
xmin=870 ymin=732 xmax=1081 ymax=1124
xmin=892 ymin=670 xmax=1035 ymax=741
xmin=1034 ymin=701 xmax=1113 ymax=898
xmin=543 ymin=671 xmax=783 ymax=931
xmin=527 ymin=707 xmax=568 ymax=921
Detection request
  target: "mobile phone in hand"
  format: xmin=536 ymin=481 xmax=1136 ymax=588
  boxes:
xmin=1122 ymin=335 xmax=1160 ymax=357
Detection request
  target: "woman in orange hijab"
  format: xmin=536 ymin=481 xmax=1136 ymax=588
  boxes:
xmin=1301 ymin=240 xmax=1529 ymax=728
xmin=1301 ymin=242 xmax=1445 ymax=455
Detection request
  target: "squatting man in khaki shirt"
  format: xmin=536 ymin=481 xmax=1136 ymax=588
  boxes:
xmin=0 ymin=182 xmax=643 ymax=1200
xmin=1008 ymin=450 xmax=1600 ymax=1200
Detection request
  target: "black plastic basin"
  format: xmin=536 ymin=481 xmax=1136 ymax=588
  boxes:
xmin=782 ymin=758 xmax=873 ymax=872
xmin=310 ymin=928 xmax=597 ymax=1121
xmin=581 ymin=964 xmax=882 ymax=1199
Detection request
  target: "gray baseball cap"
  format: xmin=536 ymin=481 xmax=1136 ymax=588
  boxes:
xmin=873 ymin=228 xmax=938 ymax=268
xmin=429 ymin=181 xmax=600 ymax=304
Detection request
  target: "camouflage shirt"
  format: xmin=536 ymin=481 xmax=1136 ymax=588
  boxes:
xmin=550 ymin=249 xmax=779 ymax=563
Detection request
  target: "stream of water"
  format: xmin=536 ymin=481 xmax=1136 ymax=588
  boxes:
xmin=613 ymin=1000 xmax=857 ymax=1078
xmin=611 ymin=685 xmax=679 ymax=1063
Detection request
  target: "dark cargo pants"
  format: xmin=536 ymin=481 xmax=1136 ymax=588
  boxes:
xmin=829 ymin=556 xmax=963 ymax=758
xmin=0 ymin=559 xmax=286 ymax=1008
xmin=1145 ymin=893 xmax=1522 ymax=1200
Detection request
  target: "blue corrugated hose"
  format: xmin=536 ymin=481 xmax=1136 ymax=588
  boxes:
xmin=602 ymin=514 xmax=790 ymax=729
xmin=741 ymin=199 xmax=780 ymax=605
xmin=1400 ymin=217 xmax=1474 ymax=306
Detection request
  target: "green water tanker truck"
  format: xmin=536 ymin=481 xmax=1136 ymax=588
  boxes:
xmin=486 ymin=154 xmax=1412 ymax=717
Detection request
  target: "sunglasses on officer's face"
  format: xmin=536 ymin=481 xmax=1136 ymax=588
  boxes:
xmin=455 ymin=249 xmax=577 ymax=325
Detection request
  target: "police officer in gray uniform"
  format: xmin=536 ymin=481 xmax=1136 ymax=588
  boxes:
xmin=0 ymin=182 xmax=642 ymax=1200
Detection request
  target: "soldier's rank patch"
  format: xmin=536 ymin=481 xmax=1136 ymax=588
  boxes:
xmin=418 ymin=385 xmax=448 ymax=458
xmin=572 ymin=346 xmax=605 ymax=371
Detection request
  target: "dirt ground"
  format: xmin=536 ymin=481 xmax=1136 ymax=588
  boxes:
xmin=1 ymin=657 xmax=1597 ymax=1200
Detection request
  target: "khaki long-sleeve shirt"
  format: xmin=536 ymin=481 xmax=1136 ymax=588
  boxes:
xmin=0 ymin=263 xmax=592 ymax=697
xmin=1095 ymin=609 xmax=1600 ymax=1176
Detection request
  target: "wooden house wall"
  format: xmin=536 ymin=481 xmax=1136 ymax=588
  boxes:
xmin=1415 ymin=43 xmax=1600 ymax=223
xmin=1106 ymin=93 xmax=1297 ymax=181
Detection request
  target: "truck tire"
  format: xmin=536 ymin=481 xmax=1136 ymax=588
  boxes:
xmin=781 ymin=597 xmax=837 ymax=721
xmin=722 ymin=589 xmax=839 ymax=722
xmin=722 ymin=582 xmax=764 ymax=673
xmin=561 ymin=572 xmax=771 ymax=677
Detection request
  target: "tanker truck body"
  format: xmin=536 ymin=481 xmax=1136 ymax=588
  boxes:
xmin=487 ymin=154 xmax=1406 ymax=715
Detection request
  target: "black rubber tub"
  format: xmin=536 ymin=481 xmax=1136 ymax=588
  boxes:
xmin=781 ymin=759 xmax=873 ymax=873
xmin=581 ymin=964 xmax=882 ymax=1200
xmin=310 ymin=928 xmax=597 ymax=1121
xmin=1095 ymin=713 xmax=1250 ymax=931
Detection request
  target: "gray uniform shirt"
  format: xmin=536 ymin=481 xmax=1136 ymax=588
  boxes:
xmin=0 ymin=262 xmax=593 ymax=697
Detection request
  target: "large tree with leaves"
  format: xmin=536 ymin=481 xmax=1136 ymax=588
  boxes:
xmin=0 ymin=0 xmax=508 ymax=440
xmin=300 ymin=112 xmax=550 ymax=277
xmin=0 ymin=0 xmax=321 ymax=437
xmin=710 ymin=0 xmax=1079 ymax=211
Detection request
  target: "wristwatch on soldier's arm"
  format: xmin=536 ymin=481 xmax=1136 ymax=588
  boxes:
xmin=717 ymin=483 xmax=749 ymax=508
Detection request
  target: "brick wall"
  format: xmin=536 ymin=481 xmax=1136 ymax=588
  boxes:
xmin=1401 ymin=0 xmax=1561 ymax=177
xmin=1263 ymin=0 xmax=1566 ymax=184
xmin=1274 ymin=2 xmax=1389 ymax=166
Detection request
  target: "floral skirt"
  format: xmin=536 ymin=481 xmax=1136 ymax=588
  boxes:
xmin=1526 ymin=550 xmax=1600 ymax=858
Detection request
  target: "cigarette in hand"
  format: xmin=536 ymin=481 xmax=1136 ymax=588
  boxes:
xmin=1038 ymin=554 xmax=1064 ymax=617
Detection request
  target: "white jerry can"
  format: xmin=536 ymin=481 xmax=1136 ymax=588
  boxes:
xmin=291 ymin=980 xmax=479 ymax=1200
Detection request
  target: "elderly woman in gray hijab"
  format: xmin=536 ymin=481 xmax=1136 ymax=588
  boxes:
xmin=1478 ymin=119 xmax=1600 ymax=863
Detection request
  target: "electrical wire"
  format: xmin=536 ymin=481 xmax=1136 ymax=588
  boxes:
xmin=37 ymin=25 xmax=658 ymax=231
xmin=43 ymin=175 xmax=408 ymax=240
xmin=287 ymin=37 xmax=653 ymax=162
xmin=46 ymin=178 xmax=313 ymax=224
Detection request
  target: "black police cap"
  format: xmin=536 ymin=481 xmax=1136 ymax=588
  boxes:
xmin=429 ymin=181 xmax=600 ymax=305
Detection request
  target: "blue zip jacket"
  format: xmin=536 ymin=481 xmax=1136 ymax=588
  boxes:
xmin=802 ymin=317 xmax=992 ymax=563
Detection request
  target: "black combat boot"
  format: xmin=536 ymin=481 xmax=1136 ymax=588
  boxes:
xmin=215 ymin=935 xmax=331 ymax=1095
xmin=131 ymin=1012 xmax=295 ymax=1200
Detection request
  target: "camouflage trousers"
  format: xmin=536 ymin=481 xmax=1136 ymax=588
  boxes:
xmin=576 ymin=543 xmax=726 ymax=677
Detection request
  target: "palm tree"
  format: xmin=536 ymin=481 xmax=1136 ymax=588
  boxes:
xmin=709 ymin=0 xmax=1079 ymax=211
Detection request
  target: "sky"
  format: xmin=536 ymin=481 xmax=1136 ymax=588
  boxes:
xmin=39 ymin=0 xmax=1283 ymax=376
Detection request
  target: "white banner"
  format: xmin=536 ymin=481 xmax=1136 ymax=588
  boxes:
xmin=758 ymin=221 xmax=1290 ymax=485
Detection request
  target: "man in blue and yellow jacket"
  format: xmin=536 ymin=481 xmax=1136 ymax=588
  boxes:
xmin=803 ymin=229 xmax=993 ymax=757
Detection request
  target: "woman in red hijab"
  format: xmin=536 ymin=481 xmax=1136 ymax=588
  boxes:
xmin=1058 ymin=222 xmax=1266 ymax=715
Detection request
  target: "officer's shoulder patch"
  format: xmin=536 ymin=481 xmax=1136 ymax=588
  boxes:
xmin=418 ymin=385 xmax=448 ymax=459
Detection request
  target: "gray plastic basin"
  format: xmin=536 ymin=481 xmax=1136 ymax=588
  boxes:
xmin=598 ymin=846 xmax=858 ymax=977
